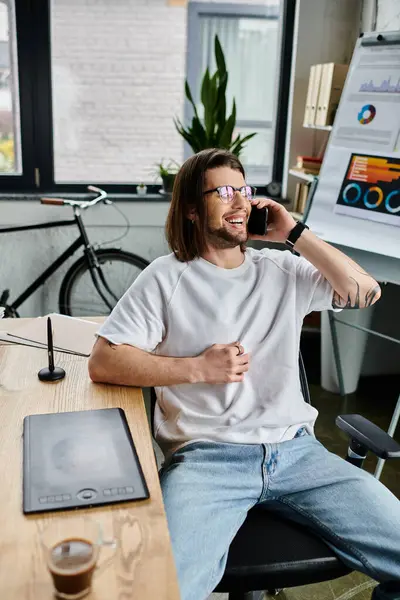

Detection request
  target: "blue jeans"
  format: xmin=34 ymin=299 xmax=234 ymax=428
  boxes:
xmin=160 ymin=432 xmax=400 ymax=600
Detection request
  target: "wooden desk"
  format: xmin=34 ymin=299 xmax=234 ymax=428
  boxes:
xmin=0 ymin=318 xmax=180 ymax=599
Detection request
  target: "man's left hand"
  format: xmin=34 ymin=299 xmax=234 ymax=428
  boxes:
xmin=248 ymin=198 xmax=297 ymax=243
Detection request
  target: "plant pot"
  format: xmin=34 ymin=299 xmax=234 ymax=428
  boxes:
xmin=161 ymin=173 xmax=176 ymax=194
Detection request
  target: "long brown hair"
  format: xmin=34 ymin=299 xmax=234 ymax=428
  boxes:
xmin=165 ymin=148 xmax=246 ymax=262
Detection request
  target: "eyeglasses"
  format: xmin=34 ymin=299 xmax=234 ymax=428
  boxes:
xmin=204 ymin=185 xmax=257 ymax=203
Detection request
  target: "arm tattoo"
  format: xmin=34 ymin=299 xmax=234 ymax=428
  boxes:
xmin=107 ymin=340 xmax=116 ymax=350
xmin=332 ymin=278 xmax=381 ymax=310
xmin=332 ymin=277 xmax=360 ymax=309
xmin=364 ymin=284 xmax=381 ymax=306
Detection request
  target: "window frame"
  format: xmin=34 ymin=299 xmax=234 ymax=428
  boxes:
xmin=186 ymin=0 xmax=295 ymax=191
xmin=0 ymin=0 xmax=36 ymax=190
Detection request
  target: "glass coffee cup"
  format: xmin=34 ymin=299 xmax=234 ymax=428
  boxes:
xmin=40 ymin=517 xmax=116 ymax=599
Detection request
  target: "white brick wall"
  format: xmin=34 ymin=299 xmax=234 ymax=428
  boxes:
xmin=51 ymin=0 xmax=277 ymax=184
xmin=52 ymin=0 xmax=187 ymax=183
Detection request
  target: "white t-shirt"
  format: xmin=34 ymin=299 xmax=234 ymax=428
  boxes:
xmin=97 ymin=248 xmax=337 ymax=459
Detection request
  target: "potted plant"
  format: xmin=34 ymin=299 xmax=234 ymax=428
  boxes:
xmin=136 ymin=182 xmax=147 ymax=195
xmin=174 ymin=35 xmax=256 ymax=157
xmin=154 ymin=159 xmax=180 ymax=194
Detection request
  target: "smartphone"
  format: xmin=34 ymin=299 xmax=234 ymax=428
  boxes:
xmin=248 ymin=206 xmax=268 ymax=236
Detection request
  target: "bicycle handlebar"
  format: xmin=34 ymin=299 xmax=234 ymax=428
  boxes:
xmin=40 ymin=186 xmax=109 ymax=209
xmin=41 ymin=197 xmax=65 ymax=205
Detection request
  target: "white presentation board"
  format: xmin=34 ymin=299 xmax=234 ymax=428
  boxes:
xmin=306 ymin=31 xmax=400 ymax=260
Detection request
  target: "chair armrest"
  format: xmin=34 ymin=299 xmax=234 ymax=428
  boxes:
xmin=336 ymin=414 xmax=400 ymax=459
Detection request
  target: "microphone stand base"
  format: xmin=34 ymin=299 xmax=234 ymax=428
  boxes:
xmin=38 ymin=367 xmax=66 ymax=382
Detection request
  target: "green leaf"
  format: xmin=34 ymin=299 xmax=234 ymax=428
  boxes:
xmin=200 ymin=68 xmax=211 ymax=107
xmin=185 ymin=80 xmax=195 ymax=105
xmin=236 ymin=132 xmax=257 ymax=146
xmin=173 ymin=119 xmax=187 ymax=140
xmin=215 ymin=35 xmax=226 ymax=75
xmin=230 ymin=142 xmax=241 ymax=155
xmin=180 ymin=127 xmax=202 ymax=153
xmin=173 ymin=116 xmax=183 ymax=132
xmin=185 ymin=80 xmax=200 ymax=120
xmin=174 ymin=117 xmax=200 ymax=153
xmin=217 ymin=74 xmax=228 ymax=115
xmin=230 ymin=140 xmax=247 ymax=157
xmin=174 ymin=117 xmax=190 ymax=139
xmin=201 ymin=68 xmax=215 ymax=139
xmin=217 ymin=97 xmax=236 ymax=148
xmin=218 ymin=100 xmax=236 ymax=148
xmin=230 ymin=141 xmax=244 ymax=157
xmin=209 ymin=72 xmax=219 ymax=113
xmin=215 ymin=72 xmax=228 ymax=131
xmin=214 ymin=38 xmax=228 ymax=133
xmin=230 ymin=99 xmax=237 ymax=123
xmin=230 ymin=132 xmax=257 ymax=156
xmin=210 ymin=71 xmax=219 ymax=89
xmin=206 ymin=72 xmax=219 ymax=140
xmin=191 ymin=116 xmax=208 ymax=149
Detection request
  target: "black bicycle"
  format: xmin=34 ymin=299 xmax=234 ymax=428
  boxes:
xmin=0 ymin=186 xmax=150 ymax=317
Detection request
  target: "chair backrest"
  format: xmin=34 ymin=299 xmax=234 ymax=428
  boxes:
xmin=150 ymin=352 xmax=311 ymax=437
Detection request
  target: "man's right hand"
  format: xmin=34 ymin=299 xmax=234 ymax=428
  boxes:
xmin=193 ymin=342 xmax=250 ymax=384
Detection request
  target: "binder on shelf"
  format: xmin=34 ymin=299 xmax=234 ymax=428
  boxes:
xmin=315 ymin=63 xmax=348 ymax=127
xmin=309 ymin=64 xmax=323 ymax=125
xmin=293 ymin=183 xmax=302 ymax=213
xmin=293 ymin=182 xmax=310 ymax=215
xmin=303 ymin=65 xmax=316 ymax=126
xmin=298 ymin=183 xmax=310 ymax=214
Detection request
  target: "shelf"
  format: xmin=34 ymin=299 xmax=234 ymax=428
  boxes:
xmin=288 ymin=168 xmax=317 ymax=183
xmin=303 ymin=124 xmax=333 ymax=131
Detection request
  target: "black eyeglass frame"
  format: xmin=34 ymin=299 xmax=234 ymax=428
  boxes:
xmin=203 ymin=185 xmax=257 ymax=202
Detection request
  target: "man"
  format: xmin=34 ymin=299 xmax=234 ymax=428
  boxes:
xmin=89 ymin=149 xmax=399 ymax=600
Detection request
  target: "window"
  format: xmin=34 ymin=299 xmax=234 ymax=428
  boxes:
xmin=0 ymin=0 xmax=21 ymax=175
xmin=1 ymin=0 xmax=188 ymax=191
xmin=187 ymin=1 xmax=294 ymax=186
xmin=0 ymin=0 xmax=294 ymax=193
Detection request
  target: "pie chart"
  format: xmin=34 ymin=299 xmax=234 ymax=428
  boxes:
xmin=358 ymin=104 xmax=376 ymax=125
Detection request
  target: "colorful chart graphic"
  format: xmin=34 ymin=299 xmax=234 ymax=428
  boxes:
xmin=336 ymin=154 xmax=400 ymax=224
xmin=357 ymin=104 xmax=376 ymax=124
xmin=359 ymin=77 xmax=400 ymax=93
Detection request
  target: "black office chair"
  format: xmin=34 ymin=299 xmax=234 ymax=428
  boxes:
xmin=150 ymin=354 xmax=400 ymax=600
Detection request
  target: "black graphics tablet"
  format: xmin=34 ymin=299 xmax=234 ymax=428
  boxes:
xmin=23 ymin=408 xmax=150 ymax=514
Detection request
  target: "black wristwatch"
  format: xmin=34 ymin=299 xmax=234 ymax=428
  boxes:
xmin=285 ymin=221 xmax=309 ymax=249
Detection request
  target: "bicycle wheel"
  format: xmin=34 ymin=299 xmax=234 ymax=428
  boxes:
xmin=59 ymin=248 xmax=149 ymax=317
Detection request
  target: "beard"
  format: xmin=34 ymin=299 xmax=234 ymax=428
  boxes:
xmin=205 ymin=222 xmax=248 ymax=249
